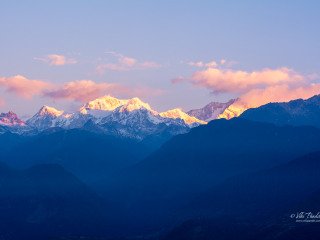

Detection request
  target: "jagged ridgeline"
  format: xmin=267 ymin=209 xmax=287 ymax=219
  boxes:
xmin=1 ymin=96 xmax=209 ymax=139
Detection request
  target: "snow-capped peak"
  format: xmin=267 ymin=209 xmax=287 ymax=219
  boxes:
xmin=0 ymin=111 xmax=26 ymax=126
xmin=118 ymin=97 xmax=153 ymax=112
xmin=80 ymin=95 xmax=127 ymax=114
xmin=160 ymin=108 xmax=206 ymax=125
xmin=23 ymin=95 xmax=206 ymax=137
xmin=26 ymin=105 xmax=67 ymax=130
xmin=187 ymin=99 xmax=236 ymax=122
xmin=218 ymin=100 xmax=248 ymax=120
xmin=38 ymin=105 xmax=64 ymax=117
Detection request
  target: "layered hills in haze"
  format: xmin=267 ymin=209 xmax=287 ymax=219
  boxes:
xmin=0 ymin=163 xmax=109 ymax=239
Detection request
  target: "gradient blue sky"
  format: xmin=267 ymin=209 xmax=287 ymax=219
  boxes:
xmin=1 ymin=0 xmax=320 ymax=117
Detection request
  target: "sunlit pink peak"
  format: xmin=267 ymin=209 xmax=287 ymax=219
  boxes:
xmin=80 ymin=95 xmax=127 ymax=113
xmin=119 ymin=97 xmax=153 ymax=112
xmin=160 ymin=108 xmax=206 ymax=125
xmin=0 ymin=111 xmax=26 ymax=126
xmin=218 ymin=100 xmax=249 ymax=120
xmin=38 ymin=105 xmax=64 ymax=117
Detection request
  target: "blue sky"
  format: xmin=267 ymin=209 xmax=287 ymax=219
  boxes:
xmin=1 ymin=0 xmax=320 ymax=117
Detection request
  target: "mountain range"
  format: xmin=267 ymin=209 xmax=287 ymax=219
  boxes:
xmin=5 ymin=93 xmax=319 ymax=140
xmin=0 ymin=96 xmax=213 ymax=140
xmin=2 ymin=94 xmax=320 ymax=239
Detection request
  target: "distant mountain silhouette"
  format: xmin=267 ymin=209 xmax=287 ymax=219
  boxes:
xmin=0 ymin=163 xmax=110 ymax=239
xmin=240 ymin=94 xmax=320 ymax=128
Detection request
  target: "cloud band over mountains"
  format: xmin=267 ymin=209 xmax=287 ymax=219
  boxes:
xmin=174 ymin=65 xmax=320 ymax=110
xmin=1 ymin=61 xmax=319 ymax=113
xmin=0 ymin=75 xmax=162 ymax=104
xmin=0 ymin=75 xmax=52 ymax=99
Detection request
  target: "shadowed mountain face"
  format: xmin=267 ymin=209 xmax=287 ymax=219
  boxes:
xmin=240 ymin=94 xmax=320 ymax=128
xmin=0 ymin=163 xmax=109 ymax=240
xmin=185 ymin=151 xmax=320 ymax=220
xmin=164 ymin=151 xmax=320 ymax=240
xmin=101 ymin=118 xmax=320 ymax=231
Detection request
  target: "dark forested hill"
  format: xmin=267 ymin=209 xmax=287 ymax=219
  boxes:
xmin=102 ymin=119 xmax=320 ymax=231
xmin=240 ymin=95 xmax=320 ymax=128
xmin=0 ymin=163 xmax=111 ymax=239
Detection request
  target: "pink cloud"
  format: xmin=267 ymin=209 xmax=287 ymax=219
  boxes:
xmin=0 ymin=97 xmax=5 ymax=107
xmin=238 ymin=83 xmax=320 ymax=109
xmin=188 ymin=67 xmax=304 ymax=94
xmin=44 ymin=80 xmax=121 ymax=102
xmin=96 ymin=52 xmax=160 ymax=74
xmin=120 ymin=56 xmax=137 ymax=66
xmin=188 ymin=61 xmax=206 ymax=68
xmin=0 ymin=73 xmax=163 ymax=105
xmin=220 ymin=83 xmax=320 ymax=119
xmin=96 ymin=63 xmax=127 ymax=73
xmin=171 ymin=76 xmax=185 ymax=84
xmin=44 ymin=80 xmax=164 ymax=102
xmin=177 ymin=65 xmax=320 ymax=119
xmin=140 ymin=61 xmax=161 ymax=68
xmin=0 ymin=75 xmax=51 ymax=98
xmin=36 ymin=54 xmax=77 ymax=66
xmin=120 ymin=86 xmax=164 ymax=98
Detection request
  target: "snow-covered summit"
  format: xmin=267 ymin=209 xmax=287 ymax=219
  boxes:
xmin=188 ymin=99 xmax=236 ymax=122
xmin=24 ymin=95 xmax=207 ymax=139
xmin=118 ymin=97 xmax=153 ymax=113
xmin=27 ymin=106 xmax=68 ymax=130
xmin=160 ymin=108 xmax=206 ymax=125
xmin=37 ymin=105 xmax=64 ymax=117
xmin=80 ymin=95 xmax=127 ymax=114
xmin=0 ymin=111 xmax=26 ymax=126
